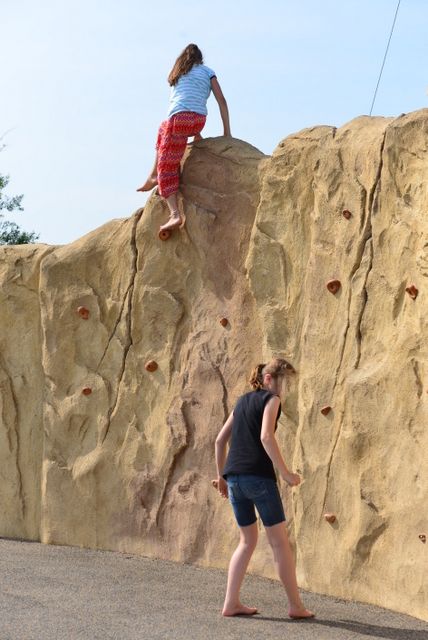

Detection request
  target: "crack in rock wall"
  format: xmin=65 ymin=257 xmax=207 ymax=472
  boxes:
xmin=0 ymin=119 xmax=427 ymax=620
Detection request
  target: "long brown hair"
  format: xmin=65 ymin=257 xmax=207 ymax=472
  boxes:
xmin=249 ymin=358 xmax=295 ymax=390
xmin=168 ymin=44 xmax=203 ymax=86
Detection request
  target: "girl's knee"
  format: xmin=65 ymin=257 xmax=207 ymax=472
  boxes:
xmin=239 ymin=525 xmax=258 ymax=550
xmin=265 ymin=522 xmax=288 ymax=548
xmin=240 ymin=538 xmax=257 ymax=554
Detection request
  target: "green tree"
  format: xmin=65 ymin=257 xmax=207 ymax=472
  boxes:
xmin=0 ymin=139 xmax=39 ymax=245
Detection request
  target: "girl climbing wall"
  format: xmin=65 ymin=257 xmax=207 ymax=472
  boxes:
xmin=137 ymin=43 xmax=231 ymax=233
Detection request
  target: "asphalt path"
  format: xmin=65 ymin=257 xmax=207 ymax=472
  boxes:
xmin=0 ymin=538 xmax=426 ymax=640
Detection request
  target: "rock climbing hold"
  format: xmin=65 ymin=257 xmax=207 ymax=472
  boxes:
xmin=405 ymin=284 xmax=418 ymax=300
xmin=219 ymin=317 xmax=228 ymax=327
xmin=324 ymin=513 xmax=336 ymax=524
xmin=158 ymin=229 xmax=172 ymax=241
xmin=145 ymin=360 xmax=158 ymax=373
xmin=321 ymin=406 xmax=332 ymax=416
xmin=82 ymin=387 xmax=92 ymax=396
xmin=419 ymin=534 xmax=426 ymax=543
xmin=77 ymin=306 xmax=90 ymax=320
xmin=327 ymin=279 xmax=341 ymax=294
xmin=342 ymin=209 xmax=352 ymax=219
xmin=212 ymin=479 xmax=219 ymax=489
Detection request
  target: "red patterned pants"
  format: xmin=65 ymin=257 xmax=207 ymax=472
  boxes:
xmin=156 ymin=111 xmax=206 ymax=198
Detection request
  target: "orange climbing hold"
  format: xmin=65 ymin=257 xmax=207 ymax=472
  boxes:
xmin=158 ymin=229 xmax=171 ymax=241
xmin=342 ymin=209 xmax=352 ymax=219
xmin=219 ymin=317 xmax=228 ymax=327
xmin=419 ymin=534 xmax=426 ymax=543
xmin=321 ymin=406 xmax=332 ymax=416
xmin=82 ymin=387 xmax=92 ymax=396
xmin=145 ymin=360 xmax=158 ymax=373
xmin=405 ymin=284 xmax=418 ymax=300
xmin=327 ymin=280 xmax=341 ymax=294
xmin=77 ymin=306 xmax=90 ymax=320
xmin=324 ymin=513 xmax=336 ymax=524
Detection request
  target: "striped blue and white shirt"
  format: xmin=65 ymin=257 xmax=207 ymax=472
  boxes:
xmin=167 ymin=64 xmax=216 ymax=118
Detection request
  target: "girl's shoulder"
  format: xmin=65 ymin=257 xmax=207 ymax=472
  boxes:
xmin=194 ymin=63 xmax=216 ymax=78
xmin=234 ymin=389 xmax=254 ymax=408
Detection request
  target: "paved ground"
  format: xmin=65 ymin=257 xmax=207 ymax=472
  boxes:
xmin=0 ymin=538 xmax=426 ymax=640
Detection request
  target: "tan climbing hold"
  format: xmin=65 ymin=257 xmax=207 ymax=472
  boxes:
xmin=77 ymin=306 xmax=90 ymax=320
xmin=405 ymin=284 xmax=418 ymax=300
xmin=321 ymin=405 xmax=332 ymax=416
xmin=327 ymin=280 xmax=341 ymax=294
xmin=219 ymin=317 xmax=228 ymax=327
xmin=419 ymin=534 xmax=426 ymax=543
xmin=342 ymin=209 xmax=352 ymax=219
xmin=82 ymin=387 xmax=92 ymax=396
xmin=324 ymin=513 xmax=336 ymax=524
xmin=212 ymin=479 xmax=219 ymax=489
xmin=145 ymin=360 xmax=158 ymax=373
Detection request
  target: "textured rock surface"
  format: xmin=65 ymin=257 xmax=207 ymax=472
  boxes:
xmin=0 ymin=116 xmax=427 ymax=621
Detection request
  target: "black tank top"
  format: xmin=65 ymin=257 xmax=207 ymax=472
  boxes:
xmin=222 ymin=389 xmax=281 ymax=481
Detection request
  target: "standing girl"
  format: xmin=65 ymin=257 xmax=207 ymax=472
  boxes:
xmin=137 ymin=44 xmax=231 ymax=233
xmin=214 ymin=358 xmax=314 ymax=619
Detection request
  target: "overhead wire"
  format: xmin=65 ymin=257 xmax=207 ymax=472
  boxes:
xmin=369 ymin=0 xmax=402 ymax=116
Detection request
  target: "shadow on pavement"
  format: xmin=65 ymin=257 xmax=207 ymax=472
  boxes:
xmin=248 ymin=615 xmax=427 ymax=639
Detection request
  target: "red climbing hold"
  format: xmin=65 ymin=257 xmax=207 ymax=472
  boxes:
xmin=321 ymin=406 xmax=332 ymax=416
xmin=327 ymin=280 xmax=341 ymax=294
xmin=219 ymin=317 xmax=228 ymax=327
xmin=82 ymin=387 xmax=92 ymax=396
xmin=324 ymin=513 xmax=336 ymax=524
xmin=145 ymin=360 xmax=158 ymax=373
xmin=419 ymin=534 xmax=426 ymax=543
xmin=77 ymin=306 xmax=90 ymax=320
xmin=342 ymin=209 xmax=352 ymax=219
xmin=405 ymin=285 xmax=418 ymax=300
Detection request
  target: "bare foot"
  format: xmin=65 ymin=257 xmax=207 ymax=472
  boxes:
xmin=222 ymin=604 xmax=258 ymax=617
xmin=159 ymin=212 xmax=184 ymax=232
xmin=288 ymin=607 xmax=315 ymax=619
xmin=136 ymin=177 xmax=158 ymax=192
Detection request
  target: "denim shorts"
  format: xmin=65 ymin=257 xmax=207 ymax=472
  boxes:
xmin=226 ymin=474 xmax=286 ymax=527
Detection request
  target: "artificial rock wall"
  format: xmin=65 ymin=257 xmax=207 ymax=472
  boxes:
xmin=1 ymin=111 xmax=427 ymax=621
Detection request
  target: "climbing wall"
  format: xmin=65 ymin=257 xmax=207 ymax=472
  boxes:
xmin=247 ymin=111 xmax=428 ymax=619
xmin=38 ymin=138 xmax=267 ymax=563
xmin=0 ymin=114 xmax=427 ymax=621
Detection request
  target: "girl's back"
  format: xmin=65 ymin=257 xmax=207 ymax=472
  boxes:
xmin=223 ymin=389 xmax=281 ymax=480
xmin=168 ymin=64 xmax=216 ymax=118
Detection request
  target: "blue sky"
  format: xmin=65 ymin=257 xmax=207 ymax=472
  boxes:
xmin=1 ymin=0 xmax=427 ymax=245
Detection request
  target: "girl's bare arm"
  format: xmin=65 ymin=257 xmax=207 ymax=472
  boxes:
xmin=211 ymin=77 xmax=231 ymax=137
xmin=261 ymin=397 xmax=300 ymax=486
xmin=214 ymin=411 xmax=234 ymax=497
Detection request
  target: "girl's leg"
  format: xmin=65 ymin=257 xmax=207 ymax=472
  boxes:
xmin=264 ymin=522 xmax=314 ymax=618
xmin=157 ymin=113 xmax=207 ymax=230
xmin=157 ymin=132 xmax=187 ymax=229
xmin=136 ymin=151 xmax=158 ymax=192
xmin=222 ymin=522 xmax=259 ymax=617
xmin=159 ymin=191 xmax=184 ymax=232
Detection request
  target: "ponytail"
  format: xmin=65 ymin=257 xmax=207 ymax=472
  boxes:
xmin=249 ymin=357 xmax=295 ymax=390
xmin=249 ymin=363 xmax=266 ymax=390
